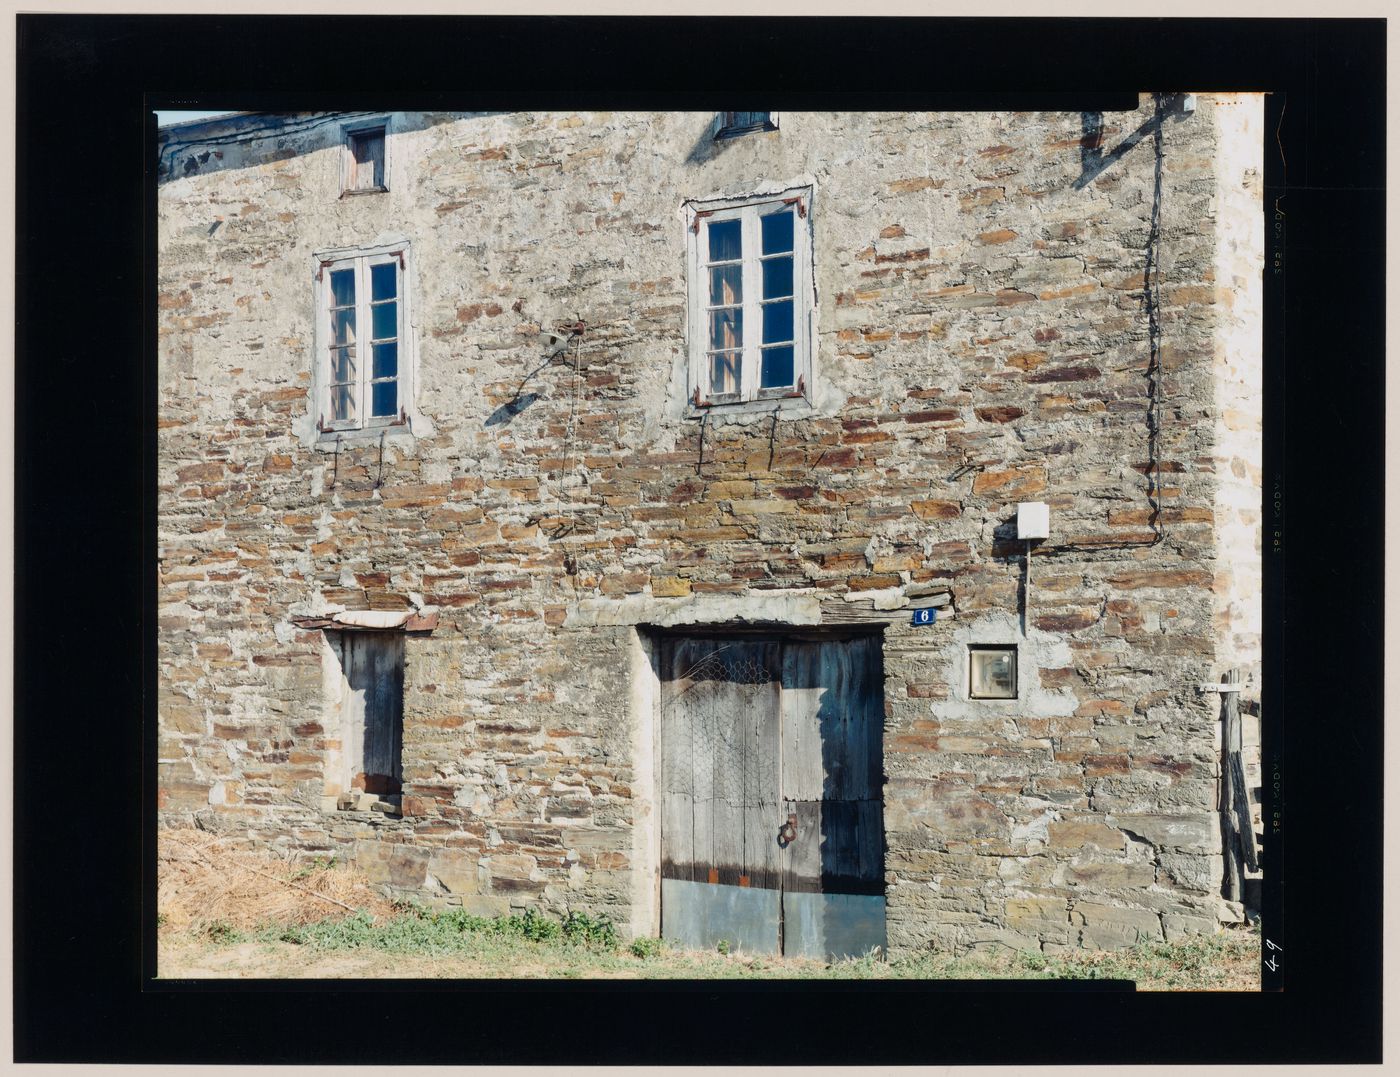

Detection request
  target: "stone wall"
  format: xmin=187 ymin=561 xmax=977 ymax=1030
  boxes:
xmin=157 ymin=97 xmax=1261 ymax=954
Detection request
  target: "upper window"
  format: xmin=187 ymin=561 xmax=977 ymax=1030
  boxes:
xmin=343 ymin=123 xmax=387 ymax=193
xmin=316 ymin=244 xmax=410 ymax=433
xmin=716 ymin=112 xmax=778 ymax=139
xmin=686 ymin=190 xmax=812 ymax=408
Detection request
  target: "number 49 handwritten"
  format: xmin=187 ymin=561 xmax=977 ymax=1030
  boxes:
xmin=1264 ymin=937 xmax=1282 ymax=972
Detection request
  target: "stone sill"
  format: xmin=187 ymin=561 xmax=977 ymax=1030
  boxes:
xmin=685 ymin=395 xmax=814 ymax=425
xmin=313 ymin=425 xmax=416 ymax=452
xmin=324 ymin=792 xmax=404 ymax=818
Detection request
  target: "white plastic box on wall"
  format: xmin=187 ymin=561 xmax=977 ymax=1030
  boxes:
xmin=1017 ymin=501 xmax=1049 ymax=540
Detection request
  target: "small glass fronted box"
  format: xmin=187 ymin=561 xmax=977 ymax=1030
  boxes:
xmin=969 ymin=645 xmax=1017 ymax=699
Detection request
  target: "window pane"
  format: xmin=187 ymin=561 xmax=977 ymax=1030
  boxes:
xmin=373 ymin=341 xmax=398 ymax=380
xmin=371 ymin=262 xmax=397 ymax=301
xmin=330 ymin=346 xmax=356 ymax=384
xmin=331 ymin=383 xmax=356 ymax=421
xmin=761 ymin=209 xmax=794 ymax=255
xmin=330 ymin=268 xmax=355 ymax=307
xmin=710 ymin=352 xmax=740 ymax=395
xmin=351 ymin=129 xmax=385 ymax=188
xmin=331 ymin=307 xmax=356 ymax=346
xmin=709 ymin=308 xmax=743 ymax=352
xmin=708 ymin=219 xmax=741 ymax=262
xmin=371 ymin=300 xmax=398 ymax=341
xmin=371 ymin=380 xmax=398 ymax=418
xmin=970 ymin=649 xmax=1017 ymax=698
xmin=762 ymin=256 xmax=793 ymax=299
xmin=762 ymin=299 xmax=793 ymax=344
xmin=728 ymin=111 xmax=770 ymax=129
xmin=709 ymin=264 xmax=742 ymax=306
xmin=760 ymin=346 xmax=794 ymax=389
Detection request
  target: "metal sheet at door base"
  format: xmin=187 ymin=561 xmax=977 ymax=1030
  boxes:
xmin=662 ymin=878 xmax=780 ymax=956
xmin=782 ymin=891 xmax=886 ymax=960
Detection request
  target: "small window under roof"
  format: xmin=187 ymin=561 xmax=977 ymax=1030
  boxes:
xmin=716 ymin=112 xmax=778 ymax=139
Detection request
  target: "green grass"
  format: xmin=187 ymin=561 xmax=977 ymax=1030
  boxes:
xmin=255 ymin=905 xmax=619 ymax=955
xmin=171 ymin=904 xmax=1259 ymax=986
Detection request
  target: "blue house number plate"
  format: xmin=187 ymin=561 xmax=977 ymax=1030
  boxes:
xmin=910 ymin=607 xmax=937 ymax=626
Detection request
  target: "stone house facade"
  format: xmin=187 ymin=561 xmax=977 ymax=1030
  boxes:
xmin=156 ymin=96 xmax=1263 ymax=957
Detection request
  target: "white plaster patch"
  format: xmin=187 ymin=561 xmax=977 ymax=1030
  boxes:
xmin=930 ymin=610 xmax=1078 ymax=723
xmin=1208 ymin=92 xmax=1264 ymax=677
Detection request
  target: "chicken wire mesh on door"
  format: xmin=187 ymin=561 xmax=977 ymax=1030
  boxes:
xmin=664 ymin=645 xmax=779 ymax=806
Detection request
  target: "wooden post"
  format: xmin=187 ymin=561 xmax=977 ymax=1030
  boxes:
xmin=1218 ymin=668 xmax=1259 ymax=900
xmin=1226 ymin=672 xmax=1259 ymax=873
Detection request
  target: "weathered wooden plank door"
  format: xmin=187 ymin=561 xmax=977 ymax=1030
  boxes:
xmin=660 ymin=633 xmax=884 ymax=959
xmin=661 ymin=638 xmax=783 ymax=955
xmin=337 ymin=631 xmax=404 ymax=794
xmin=779 ymin=635 xmax=886 ymax=959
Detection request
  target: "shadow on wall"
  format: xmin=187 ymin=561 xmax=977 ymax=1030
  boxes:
xmin=1072 ymin=95 xmax=1177 ymax=190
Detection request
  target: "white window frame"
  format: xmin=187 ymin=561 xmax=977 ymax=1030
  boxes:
xmin=313 ymin=241 xmax=413 ymax=436
xmin=685 ymin=186 xmax=813 ymax=410
xmin=341 ymin=119 xmax=389 ymax=195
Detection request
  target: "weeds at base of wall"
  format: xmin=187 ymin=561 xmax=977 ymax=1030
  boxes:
xmin=233 ymin=904 xmax=622 ymax=952
xmin=171 ymin=906 xmax=1259 ymax=988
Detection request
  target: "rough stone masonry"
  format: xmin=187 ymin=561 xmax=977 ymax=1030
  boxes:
xmin=157 ymin=96 xmax=1263 ymax=956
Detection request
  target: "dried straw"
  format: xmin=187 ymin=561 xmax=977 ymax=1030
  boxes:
xmin=158 ymin=828 xmax=397 ymax=933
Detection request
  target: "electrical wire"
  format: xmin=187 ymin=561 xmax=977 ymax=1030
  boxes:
xmin=539 ymin=331 xmax=586 ymax=538
xmin=1030 ymin=92 xmax=1170 ymax=562
xmin=1144 ymin=90 xmax=1167 ymax=546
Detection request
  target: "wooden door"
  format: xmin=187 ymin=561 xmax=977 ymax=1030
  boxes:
xmin=336 ymin=631 xmax=404 ymax=795
xmin=659 ymin=634 xmax=885 ymax=959
xmin=660 ymin=638 xmax=783 ymax=955
xmin=778 ymin=635 xmax=886 ymax=959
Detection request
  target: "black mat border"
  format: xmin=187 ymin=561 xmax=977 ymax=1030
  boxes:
xmin=14 ymin=13 xmax=1385 ymax=1066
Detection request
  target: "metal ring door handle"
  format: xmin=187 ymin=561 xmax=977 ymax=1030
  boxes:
xmin=778 ymin=814 xmax=797 ymax=846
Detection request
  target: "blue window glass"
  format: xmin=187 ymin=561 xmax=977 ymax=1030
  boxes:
xmin=762 ymin=256 xmax=792 ymax=299
xmin=371 ymin=381 xmax=397 ymax=418
xmin=331 ymin=384 xmax=356 ymax=422
xmin=761 ymin=210 xmax=793 ymax=256
xmin=371 ymin=301 xmax=397 ymax=341
xmin=709 ymin=265 xmax=743 ymax=306
xmin=708 ymin=219 xmax=742 ymax=262
xmin=331 ymin=308 xmax=356 ymax=346
xmin=760 ymin=346 xmax=794 ymax=388
xmin=373 ymin=341 xmax=398 ymax=380
xmin=762 ymin=300 xmax=793 ymax=344
xmin=710 ymin=352 xmax=740 ymax=395
xmin=330 ymin=268 xmax=355 ymax=307
xmin=330 ymin=347 xmax=355 ymax=384
xmin=371 ymin=262 xmax=397 ymax=301
xmin=709 ymin=308 xmax=743 ymax=352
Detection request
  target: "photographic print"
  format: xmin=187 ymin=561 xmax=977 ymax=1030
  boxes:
xmin=154 ymin=96 xmax=1266 ymax=988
